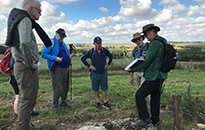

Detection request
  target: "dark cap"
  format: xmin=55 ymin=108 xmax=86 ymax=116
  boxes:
xmin=142 ymin=24 xmax=160 ymax=34
xmin=93 ymin=36 xmax=102 ymax=44
xmin=56 ymin=28 xmax=66 ymax=38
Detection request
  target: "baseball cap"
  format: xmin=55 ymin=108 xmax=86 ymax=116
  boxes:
xmin=56 ymin=28 xmax=66 ymax=38
xmin=93 ymin=36 xmax=102 ymax=44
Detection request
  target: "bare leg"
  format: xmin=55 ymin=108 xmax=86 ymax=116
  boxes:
xmin=14 ymin=95 xmax=19 ymax=114
xmin=102 ymin=90 xmax=108 ymax=103
xmin=94 ymin=90 xmax=100 ymax=103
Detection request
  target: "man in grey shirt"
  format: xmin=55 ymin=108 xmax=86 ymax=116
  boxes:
xmin=9 ymin=0 xmax=42 ymax=129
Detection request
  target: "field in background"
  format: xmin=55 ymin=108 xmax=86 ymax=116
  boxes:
xmin=37 ymin=41 xmax=205 ymax=51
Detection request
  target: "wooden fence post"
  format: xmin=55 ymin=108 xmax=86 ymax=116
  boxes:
xmin=173 ymin=94 xmax=184 ymax=130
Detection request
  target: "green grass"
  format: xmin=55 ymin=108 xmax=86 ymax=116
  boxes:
xmin=0 ymin=57 xmax=205 ymax=129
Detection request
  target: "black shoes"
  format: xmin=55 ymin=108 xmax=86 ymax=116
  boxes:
xmin=52 ymin=107 xmax=62 ymax=112
xmin=60 ymin=102 xmax=72 ymax=108
xmin=152 ymin=121 xmax=160 ymax=127
xmin=96 ymin=102 xmax=101 ymax=108
xmin=31 ymin=111 xmax=39 ymax=116
xmin=102 ymin=102 xmax=111 ymax=109
xmin=133 ymin=119 xmax=152 ymax=129
xmin=96 ymin=102 xmax=111 ymax=109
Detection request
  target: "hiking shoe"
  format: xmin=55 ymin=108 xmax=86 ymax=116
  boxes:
xmin=31 ymin=125 xmax=41 ymax=130
xmin=52 ymin=107 xmax=61 ymax=112
xmin=103 ymin=102 xmax=111 ymax=109
xmin=31 ymin=111 xmax=39 ymax=116
xmin=133 ymin=119 xmax=151 ymax=129
xmin=60 ymin=103 xmax=71 ymax=108
xmin=96 ymin=102 xmax=101 ymax=108
xmin=152 ymin=121 xmax=160 ymax=127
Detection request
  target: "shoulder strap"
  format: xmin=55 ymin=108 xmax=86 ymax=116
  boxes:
xmin=91 ymin=48 xmax=94 ymax=60
xmin=91 ymin=47 xmax=107 ymax=60
xmin=154 ymin=39 xmax=166 ymax=45
xmin=102 ymin=47 xmax=107 ymax=56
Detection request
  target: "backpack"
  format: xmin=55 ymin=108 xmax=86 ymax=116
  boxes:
xmin=0 ymin=49 xmax=13 ymax=74
xmin=91 ymin=47 xmax=107 ymax=60
xmin=156 ymin=39 xmax=178 ymax=73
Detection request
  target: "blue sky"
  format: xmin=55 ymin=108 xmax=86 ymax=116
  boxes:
xmin=0 ymin=0 xmax=205 ymax=44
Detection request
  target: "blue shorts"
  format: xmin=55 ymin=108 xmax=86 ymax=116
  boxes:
xmin=90 ymin=72 xmax=108 ymax=91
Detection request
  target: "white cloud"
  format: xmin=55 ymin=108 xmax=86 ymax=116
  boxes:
xmin=119 ymin=0 xmax=157 ymax=19
xmin=0 ymin=28 xmax=6 ymax=44
xmin=187 ymin=0 xmax=205 ymax=16
xmin=187 ymin=5 xmax=201 ymax=16
xmin=160 ymin=0 xmax=187 ymax=17
xmin=38 ymin=1 xmax=66 ymax=26
xmin=47 ymin=0 xmax=80 ymax=4
xmin=0 ymin=15 xmax=7 ymax=27
xmin=160 ymin=0 xmax=178 ymax=6
xmin=0 ymin=15 xmax=7 ymax=44
xmin=153 ymin=9 xmax=172 ymax=23
xmin=0 ymin=0 xmax=204 ymax=44
xmin=0 ymin=0 xmax=22 ymax=14
xmin=99 ymin=7 xmax=109 ymax=13
xmin=195 ymin=0 xmax=205 ymax=4
xmin=157 ymin=16 xmax=205 ymax=41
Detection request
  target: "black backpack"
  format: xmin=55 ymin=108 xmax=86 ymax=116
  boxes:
xmin=91 ymin=47 xmax=107 ymax=60
xmin=156 ymin=39 xmax=178 ymax=73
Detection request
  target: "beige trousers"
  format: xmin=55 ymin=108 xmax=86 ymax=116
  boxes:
xmin=14 ymin=62 xmax=39 ymax=130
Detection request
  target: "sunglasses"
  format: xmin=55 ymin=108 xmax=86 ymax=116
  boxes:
xmin=33 ymin=7 xmax=42 ymax=14
xmin=137 ymin=38 xmax=142 ymax=41
xmin=135 ymin=36 xmax=144 ymax=42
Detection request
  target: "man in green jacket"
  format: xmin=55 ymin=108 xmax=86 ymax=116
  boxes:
xmin=126 ymin=24 xmax=167 ymax=129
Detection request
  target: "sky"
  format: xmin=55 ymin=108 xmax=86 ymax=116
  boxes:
xmin=0 ymin=0 xmax=205 ymax=44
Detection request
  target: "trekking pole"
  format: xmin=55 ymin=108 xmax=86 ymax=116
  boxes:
xmin=69 ymin=44 xmax=76 ymax=101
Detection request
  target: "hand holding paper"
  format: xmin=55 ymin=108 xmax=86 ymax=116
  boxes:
xmin=124 ymin=58 xmax=144 ymax=71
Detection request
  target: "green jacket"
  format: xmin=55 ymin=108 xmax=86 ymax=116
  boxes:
xmin=130 ymin=35 xmax=167 ymax=81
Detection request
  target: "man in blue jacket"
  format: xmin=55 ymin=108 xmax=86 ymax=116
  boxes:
xmin=81 ymin=37 xmax=113 ymax=109
xmin=41 ymin=28 xmax=71 ymax=112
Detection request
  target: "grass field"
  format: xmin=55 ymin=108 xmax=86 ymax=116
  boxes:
xmin=0 ymin=56 xmax=205 ymax=130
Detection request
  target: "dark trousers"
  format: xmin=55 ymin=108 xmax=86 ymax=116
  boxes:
xmin=135 ymin=79 xmax=164 ymax=123
xmin=9 ymin=74 xmax=19 ymax=95
xmin=51 ymin=66 xmax=69 ymax=108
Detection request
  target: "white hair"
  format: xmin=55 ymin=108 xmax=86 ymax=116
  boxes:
xmin=22 ymin=0 xmax=39 ymax=10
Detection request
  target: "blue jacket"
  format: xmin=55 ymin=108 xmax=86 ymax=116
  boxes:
xmin=41 ymin=36 xmax=70 ymax=71
xmin=81 ymin=47 xmax=113 ymax=74
xmin=131 ymin=42 xmax=149 ymax=72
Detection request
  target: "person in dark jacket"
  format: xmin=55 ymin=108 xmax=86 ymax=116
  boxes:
xmin=126 ymin=24 xmax=167 ymax=129
xmin=41 ymin=28 xmax=71 ymax=112
xmin=81 ymin=37 xmax=113 ymax=109
xmin=7 ymin=0 xmax=43 ymax=129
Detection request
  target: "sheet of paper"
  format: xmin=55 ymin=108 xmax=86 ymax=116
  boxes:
xmin=124 ymin=58 xmax=144 ymax=70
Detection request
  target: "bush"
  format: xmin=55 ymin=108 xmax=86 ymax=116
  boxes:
xmin=182 ymin=84 xmax=205 ymax=123
xmin=110 ymin=48 xmax=128 ymax=59
xmin=178 ymin=49 xmax=205 ymax=61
